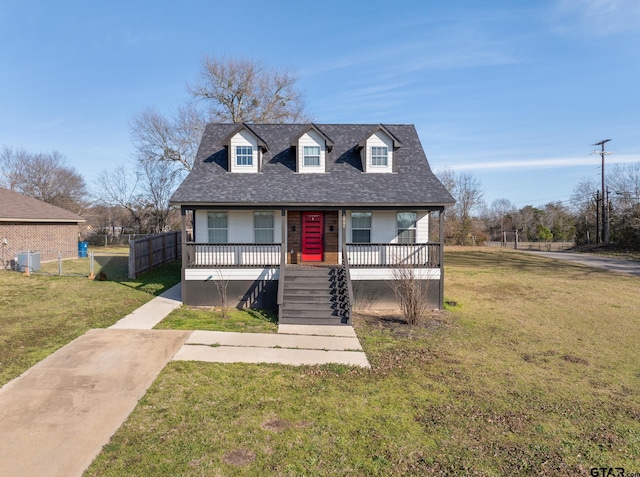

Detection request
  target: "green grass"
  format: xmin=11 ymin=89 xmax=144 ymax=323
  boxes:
xmin=85 ymin=248 xmax=640 ymax=476
xmin=0 ymin=254 xmax=180 ymax=386
xmin=155 ymin=307 xmax=278 ymax=333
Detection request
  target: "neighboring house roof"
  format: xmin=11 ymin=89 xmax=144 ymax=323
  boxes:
xmin=170 ymin=123 xmax=455 ymax=208
xmin=0 ymin=187 xmax=85 ymax=223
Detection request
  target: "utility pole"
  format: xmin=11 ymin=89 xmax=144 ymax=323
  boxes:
xmin=592 ymin=139 xmax=612 ymax=244
xmin=595 ymin=191 xmax=601 ymax=243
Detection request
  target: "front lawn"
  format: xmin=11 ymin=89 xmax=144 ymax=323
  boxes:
xmin=86 ymin=248 xmax=640 ymax=475
xmin=0 ymin=256 xmax=181 ymax=386
xmin=155 ymin=307 xmax=278 ymax=333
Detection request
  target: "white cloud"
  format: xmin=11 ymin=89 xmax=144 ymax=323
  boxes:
xmin=551 ymin=0 xmax=640 ymax=36
xmin=446 ymin=153 xmax=640 ymax=171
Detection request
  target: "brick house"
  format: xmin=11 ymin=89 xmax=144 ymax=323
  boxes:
xmin=0 ymin=187 xmax=85 ymax=268
xmin=170 ymin=123 xmax=455 ymax=324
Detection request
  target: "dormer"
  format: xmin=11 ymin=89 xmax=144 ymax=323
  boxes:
xmin=223 ymin=123 xmax=268 ymax=173
xmin=358 ymin=124 xmax=401 ymax=173
xmin=290 ymin=124 xmax=334 ymax=173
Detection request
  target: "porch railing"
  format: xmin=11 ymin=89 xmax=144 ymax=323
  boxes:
xmin=346 ymin=243 xmax=440 ymax=267
xmin=186 ymin=243 xmax=281 ymax=267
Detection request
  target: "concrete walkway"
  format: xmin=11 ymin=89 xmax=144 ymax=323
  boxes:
xmin=109 ymin=283 xmax=182 ymax=329
xmin=0 ymin=285 xmax=369 ymax=476
xmin=110 ymin=284 xmax=370 ymax=368
xmin=174 ymin=327 xmax=370 ymax=367
xmin=0 ymin=328 xmax=190 ymax=477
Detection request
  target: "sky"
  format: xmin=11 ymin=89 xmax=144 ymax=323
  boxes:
xmin=0 ymin=0 xmax=638 ymax=209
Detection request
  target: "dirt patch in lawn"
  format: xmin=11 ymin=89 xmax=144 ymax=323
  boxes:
xmin=222 ymin=448 xmax=256 ymax=466
xmin=261 ymin=417 xmax=292 ymax=432
xmin=353 ymin=310 xmax=451 ymax=338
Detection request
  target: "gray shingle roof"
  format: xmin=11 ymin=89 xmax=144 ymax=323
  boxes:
xmin=0 ymin=187 xmax=85 ymax=223
xmin=170 ymin=123 xmax=455 ymax=208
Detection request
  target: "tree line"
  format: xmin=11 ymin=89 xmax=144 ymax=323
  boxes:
xmin=437 ymin=165 xmax=640 ymax=250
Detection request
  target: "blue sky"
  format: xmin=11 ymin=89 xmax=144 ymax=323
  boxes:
xmin=0 ymin=0 xmax=638 ymax=208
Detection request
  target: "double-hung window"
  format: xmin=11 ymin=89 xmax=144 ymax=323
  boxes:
xmin=351 ymin=212 xmax=372 ymax=243
xmin=303 ymin=146 xmax=320 ymax=166
xmin=396 ymin=212 xmax=417 ymax=243
xmin=371 ymin=146 xmax=388 ymax=167
xmin=236 ymin=146 xmax=253 ymax=166
xmin=208 ymin=212 xmax=228 ymax=243
xmin=254 ymin=211 xmax=274 ymax=243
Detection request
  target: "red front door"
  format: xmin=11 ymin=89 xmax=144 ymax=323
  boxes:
xmin=301 ymin=212 xmax=324 ymax=261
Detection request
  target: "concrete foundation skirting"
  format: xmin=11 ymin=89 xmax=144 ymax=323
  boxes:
xmin=182 ymin=276 xmax=440 ymax=311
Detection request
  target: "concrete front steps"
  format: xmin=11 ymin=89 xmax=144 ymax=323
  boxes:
xmin=173 ymin=326 xmax=370 ymax=368
xmin=279 ymin=265 xmax=348 ymax=326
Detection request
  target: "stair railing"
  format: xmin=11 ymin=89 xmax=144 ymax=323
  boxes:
xmin=340 ymin=246 xmax=355 ymax=324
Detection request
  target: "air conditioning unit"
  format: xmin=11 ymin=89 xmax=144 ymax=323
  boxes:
xmin=17 ymin=252 xmax=41 ymax=272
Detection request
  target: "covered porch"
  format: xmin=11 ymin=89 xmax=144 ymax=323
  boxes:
xmin=179 ymin=206 xmax=446 ymax=310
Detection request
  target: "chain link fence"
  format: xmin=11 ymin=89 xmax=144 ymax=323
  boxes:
xmin=5 ymin=247 xmax=130 ymax=279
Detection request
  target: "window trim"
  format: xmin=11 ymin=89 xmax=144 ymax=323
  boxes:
xmin=235 ymin=145 xmax=253 ymax=167
xmin=253 ymin=211 xmax=275 ymax=244
xmin=303 ymin=145 xmax=321 ymax=167
xmin=396 ymin=211 xmax=417 ymax=244
xmin=207 ymin=211 xmax=228 ymax=244
xmin=371 ymin=146 xmax=388 ymax=167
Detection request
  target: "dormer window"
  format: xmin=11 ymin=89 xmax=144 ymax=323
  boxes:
xmin=236 ymin=146 xmax=253 ymax=166
xmin=291 ymin=124 xmax=333 ymax=174
xmin=303 ymin=146 xmax=321 ymax=166
xmin=223 ymin=123 xmax=268 ymax=174
xmin=359 ymin=125 xmax=401 ymax=174
xmin=371 ymin=146 xmax=388 ymax=167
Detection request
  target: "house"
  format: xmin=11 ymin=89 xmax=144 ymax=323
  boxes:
xmin=170 ymin=123 xmax=455 ymax=325
xmin=0 ymin=187 xmax=85 ymax=268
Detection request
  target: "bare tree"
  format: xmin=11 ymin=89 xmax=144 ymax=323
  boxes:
xmin=571 ymin=177 xmax=599 ymax=245
xmin=213 ymin=269 xmax=230 ymax=318
xmin=436 ymin=168 xmax=485 ymax=245
xmin=189 ymin=55 xmax=309 ymax=124
xmin=0 ymin=147 xmax=87 ymax=213
xmin=94 ymin=158 xmax=181 ymax=234
xmin=486 ymin=198 xmax=516 ymax=240
xmin=130 ymin=55 xmax=310 ymax=176
xmin=608 ymin=163 xmax=640 ymax=208
xmin=95 ymin=165 xmax=144 ymax=231
xmin=130 ymin=103 xmax=207 ymax=173
xmin=389 ymin=265 xmax=432 ymax=325
xmin=138 ymin=157 xmax=181 ymax=233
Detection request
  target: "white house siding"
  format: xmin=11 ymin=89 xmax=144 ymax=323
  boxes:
xmin=362 ymin=131 xmax=393 ymax=173
xmin=349 ymin=268 xmax=440 ymax=281
xmin=297 ymin=130 xmax=326 ymax=173
xmin=185 ymin=268 xmax=279 ymax=281
xmin=195 ymin=210 xmax=282 ymax=243
xmin=346 ymin=210 xmax=429 ymax=243
xmin=416 ymin=211 xmax=430 ymax=242
xmin=229 ymin=130 xmax=259 ymax=174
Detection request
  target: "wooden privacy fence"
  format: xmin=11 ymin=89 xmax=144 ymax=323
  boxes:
xmin=128 ymin=231 xmax=181 ymax=278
